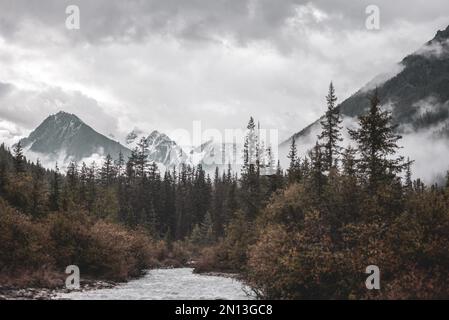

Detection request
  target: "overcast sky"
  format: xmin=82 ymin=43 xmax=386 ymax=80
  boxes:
xmin=0 ymin=0 xmax=448 ymax=146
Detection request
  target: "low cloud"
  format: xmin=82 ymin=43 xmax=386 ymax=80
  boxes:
xmin=416 ymin=38 xmax=449 ymax=59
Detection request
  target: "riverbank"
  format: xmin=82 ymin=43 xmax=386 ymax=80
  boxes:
xmin=0 ymin=267 xmax=249 ymax=300
xmin=0 ymin=279 xmax=116 ymax=300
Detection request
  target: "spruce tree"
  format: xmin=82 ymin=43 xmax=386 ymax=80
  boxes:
xmin=241 ymin=117 xmax=261 ymax=218
xmin=31 ymin=159 xmax=47 ymax=217
xmin=318 ymin=82 xmax=342 ymax=170
xmin=79 ymin=162 xmax=88 ymax=205
xmin=100 ymin=154 xmax=115 ymax=187
xmin=309 ymin=142 xmax=326 ymax=197
xmin=287 ymin=137 xmax=301 ymax=183
xmin=115 ymin=151 xmax=125 ymax=179
xmin=348 ymin=89 xmax=406 ymax=192
xmin=49 ymin=163 xmax=61 ymax=211
xmin=136 ymin=138 xmax=149 ymax=179
xmin=13 ymin=142 xmax=26 ymax=174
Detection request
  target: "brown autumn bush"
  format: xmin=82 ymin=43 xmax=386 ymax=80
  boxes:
xmin=46 ymin=211 xmax=158 ymax=281
xmin=45 ymin=211 xmax=92 ymax=270
xmin=247 ymin=183 xmax=449 ymax=299
xmin=83 ymin=221 xmax=154 ymax=281
xmin=0 ymin=199 xmax=161 ymax=287
xmin=248 ymin=210 xmax=349 ymax=299
xmin=0 ymin=199 xmax=52 ymax=273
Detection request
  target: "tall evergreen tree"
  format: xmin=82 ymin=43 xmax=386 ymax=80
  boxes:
xmin=135 ymin=138 xmax=149 ymax=179
xmin=49 ymin=163 xmax=61 ymax=211
xmin=287 ymin=137 xmax=301 ymax=183
xmin=13 ymin=142 xmax=26 ymax=174
xmin=241 ymin=117 xmax=261 ymax=218
xmin=31 ymin=159 xmax=47 ymax=217
xmin=309 ymin=142 xmax=326 ymax=197
xmin=79 ymin=162 xmax=88 ymax=205
xmin=115 ymin=151 xmax=125 ymax=179
xmin=100 ymin=154 xmax=115 ymax=187
xmin=348 ymin=90 xmax=406 ymax=192
xmin=318 ymin=82 xmax=342 ymax=169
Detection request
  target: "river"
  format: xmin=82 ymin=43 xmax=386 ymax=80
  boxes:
xmin=56 ymin=268 xmax=255 ymax=300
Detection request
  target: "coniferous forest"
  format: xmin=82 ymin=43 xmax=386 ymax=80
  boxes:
xmin=1 ymin=85 xmax=449 ymax=299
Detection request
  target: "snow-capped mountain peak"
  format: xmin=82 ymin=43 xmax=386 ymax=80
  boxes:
xmin=19 ymin=111 xmax=131 ymax=167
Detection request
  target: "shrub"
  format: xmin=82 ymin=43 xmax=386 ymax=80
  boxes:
xmin=0 ymin=199 xmax=161 ymax=287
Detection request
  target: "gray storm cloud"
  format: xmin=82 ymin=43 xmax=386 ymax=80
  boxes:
xmin=0 ymin=0 xmax=448 ymax=152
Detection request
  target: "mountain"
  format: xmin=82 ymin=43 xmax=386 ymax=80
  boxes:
xmin=281 ymin=24 xmax=449 ymax=149
xmin=125 ymin=129 xmax=190 ymax=168
xmin=19 ymin=111 xmax=131 ymax=165
xmin=145 ymin=130 xmax=189 ymax=167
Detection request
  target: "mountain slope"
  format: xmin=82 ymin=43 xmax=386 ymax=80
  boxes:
xmin=281 ymin=24 xmax=449 ymax=148
xmin=19 ymin=111 xmax=131 ymax=163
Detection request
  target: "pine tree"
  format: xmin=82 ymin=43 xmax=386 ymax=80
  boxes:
xmin=136 ymin=138 xmax=149 ymax=179
xmin=31 ymin=159 xmax=47 ymax=217
xmin=241 ymin=117 xmax=261 ymax=218
xmin=126 ymin=148 xmax=138 ymax=182
xmin=318 ymin=82 xmax=342 ymax=170
xmin=79 ymin=162 xmax=88 ymax=205
xmin=100 ymin=154 xmax=115 ymax=187
xmin=242 ymin=117 xmax=258 ymax=174
xmin=86 ymin=162 xmax=97 ymax=213
xmin=211 ymin=167 xmax=225 ymax=237
xmin=348 ymin=89 xmax=406 ymax=192
xmin=309 ymin=142 xmax=326 ymax=197
xmin=161 ymin=170 xmax=176 ymax=237
xmin=66 ymin=161 xmax=79 ymax=191
xmin=115 ymin=151 xmax=125 ymax=179
xmin=287 ymin=137 xmax=301 ymax=183
xmin=13 ymin=142 xmax=26 ymax=174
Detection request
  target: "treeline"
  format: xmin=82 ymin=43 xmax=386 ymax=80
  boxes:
xmin=0 ymin=118 xmax=284 ymax=245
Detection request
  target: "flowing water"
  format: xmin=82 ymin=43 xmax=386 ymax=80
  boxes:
xmin=57 ymin=268 xmax=254 ymax=300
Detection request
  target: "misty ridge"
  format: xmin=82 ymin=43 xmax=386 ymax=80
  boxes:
xmin=279 ymin=24 xmax=449 ymax=184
